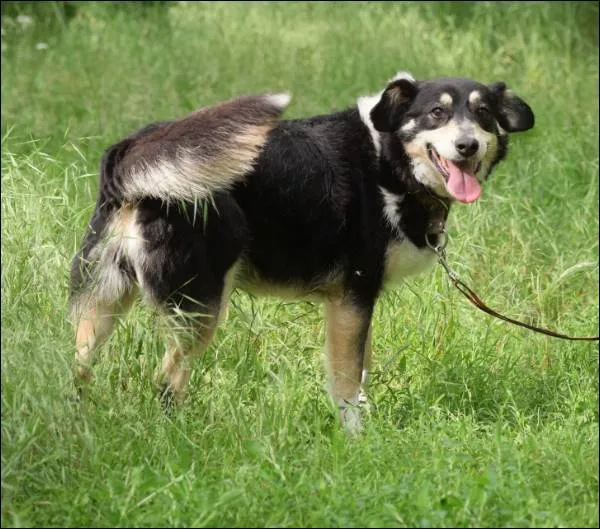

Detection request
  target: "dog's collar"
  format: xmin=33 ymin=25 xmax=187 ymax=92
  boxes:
xmin=409 ymin=188 xmax=451 ymax=237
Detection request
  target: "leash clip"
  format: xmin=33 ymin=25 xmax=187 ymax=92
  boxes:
xmin=425 ymin=229 xmax=448 ymax=254
xmin=426 ymin=230 xmax=458 ymax=282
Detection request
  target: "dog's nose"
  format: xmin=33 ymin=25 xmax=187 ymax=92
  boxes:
xmin=455 ymin=137 xmax=479 ymax=158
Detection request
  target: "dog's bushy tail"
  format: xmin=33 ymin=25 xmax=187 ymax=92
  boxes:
xmin=101 ymin=93 xmax=291 ymax=204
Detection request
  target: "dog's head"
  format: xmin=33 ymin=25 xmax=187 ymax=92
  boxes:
xmin=370 ymin=73 xmax=534 ymax=203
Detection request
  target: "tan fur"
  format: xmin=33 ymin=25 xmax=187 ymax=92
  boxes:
xmin=75 ymin=306 xmax=101 ymax=381
xmin=388 ymin=85 xmax=408 ymax=106
xmin=155 ymin=309 xmax=220 ymax=404
xmin=76 ymin=205 xmax=141 ymax=306
xmin=160 ymin=346 xmax=190 ymax=402
xmin=217 ymin=261 xmax=241 ymax=324
xmin=324 ymin=297 xmax=371 ymax=434
xmin=237 ymin=263 xmax=344 ymax=302
xmin=124 ymin=123 xmax=274 ymax=203
xmin=71 ymin=205 xmax=142 ymax=384
xmin=73 ymin=295 xmax=135 ymax=382
xmin=118 ymin=92 xmax=291 ymax=204
xmin=468 ymin=90 xmax=481 ymax=105
xmin=324 ymin=297 xmax=367 ymax=404
xmin=439 ymin=93 xmax=453 ymax=106
xmin=239 ymin=280 xmax=317 ymax=300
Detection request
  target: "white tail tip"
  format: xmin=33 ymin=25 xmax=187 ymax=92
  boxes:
xmin=390 ymin=70 xmax=416 ymax=83
xmin=267 ymin=92 xmax=292 ymax=109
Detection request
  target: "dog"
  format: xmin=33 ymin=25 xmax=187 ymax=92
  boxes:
xmin=70 ymin=72 xmax=534 ymax=433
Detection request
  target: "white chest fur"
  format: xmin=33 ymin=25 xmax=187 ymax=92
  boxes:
xmin=382 ymin=238 xmax=437 ymax=287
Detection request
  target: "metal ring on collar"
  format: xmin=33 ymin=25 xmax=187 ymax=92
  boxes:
xmin=425 ymin=230 xmax=448 ymax=252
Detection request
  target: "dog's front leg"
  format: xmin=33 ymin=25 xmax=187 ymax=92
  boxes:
xmin=324 ymin=296 xmax=372 ymax=435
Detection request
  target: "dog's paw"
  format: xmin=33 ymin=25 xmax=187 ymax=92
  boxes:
xmin=158 ymin=383 xmax=175 ymax=415
xmin=339 ymin=405 xmax=362 ymax=436
xmin=358 ymin=389 xmax=371 ymax=415
xmin=68 ymin=385 xmax=83 ymax=408
xmin=72 ymin=367 xmax=94 ymax=407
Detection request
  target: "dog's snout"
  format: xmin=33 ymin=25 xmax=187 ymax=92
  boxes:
xmin=455 ymin=137 xmax=479 ymax=158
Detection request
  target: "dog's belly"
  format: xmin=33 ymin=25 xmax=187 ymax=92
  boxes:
xmin=236 ymin=278 xmax=327 ymax=301
xmin=234 ymin=260 xmax=343 ymax=302
xmin=382 ymin=238 xmax=436 ymax=287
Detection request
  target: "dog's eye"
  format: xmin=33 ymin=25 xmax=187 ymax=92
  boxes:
xmin=430 ymin=107 xmax=445 ymax=119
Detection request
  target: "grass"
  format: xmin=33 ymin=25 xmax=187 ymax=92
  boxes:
xmin=1 ymin=1 xmax=598 ymax=527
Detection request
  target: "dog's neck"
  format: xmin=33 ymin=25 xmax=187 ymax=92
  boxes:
xmin=408 ymin=186 xmax=451 ymax=236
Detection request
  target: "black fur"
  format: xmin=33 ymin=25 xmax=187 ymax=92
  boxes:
xmin=233 ymin=109 xmax=388 ymax=308
xmin=136 ymin=194 xmax=247 ymax=311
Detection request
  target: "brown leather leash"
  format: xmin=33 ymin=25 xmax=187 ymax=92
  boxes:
xmin=425 ymin=232 xmax=600 ymax=342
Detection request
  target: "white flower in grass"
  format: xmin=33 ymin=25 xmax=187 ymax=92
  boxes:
xmin=16 ymin=15 xmax=34 ymax=28
xmin=36 ymin=42 xmax=48 ymax=50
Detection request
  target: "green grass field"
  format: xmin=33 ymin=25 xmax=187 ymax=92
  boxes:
xmin=1 ymin=1 xmax=598 ymax=527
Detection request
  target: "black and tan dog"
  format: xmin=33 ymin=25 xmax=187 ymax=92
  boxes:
xmin=70 ymin=72 xmax=534 ymax=433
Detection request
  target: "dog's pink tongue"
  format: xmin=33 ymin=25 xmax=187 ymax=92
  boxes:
xmin=445 ymin=161 xmax=482 ymax=203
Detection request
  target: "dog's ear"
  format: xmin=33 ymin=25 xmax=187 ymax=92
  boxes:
xmin=489 ymin=82 xmax=534 ymax=132
xmin=370 ymin=77 xmax=418 ymax=132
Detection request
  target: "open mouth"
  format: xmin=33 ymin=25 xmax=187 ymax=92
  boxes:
xmin=426 ymin=144 xmax=482 ymax=203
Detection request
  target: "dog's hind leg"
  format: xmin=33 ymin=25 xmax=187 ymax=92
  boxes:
xmin=324 ymin=296 xmax=373 ymax=435
xmin=155 ymin=304 xmax=220 ymax=409
xmin=72 ymin=293 xmax=135 ymax=384
xmin=70 ymin=206 xmax=138 ymax=389
xmin=153 ymin=262 xmax=239 ymax=409
xmin=134 ymin=195 xmax=246 ymax=410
